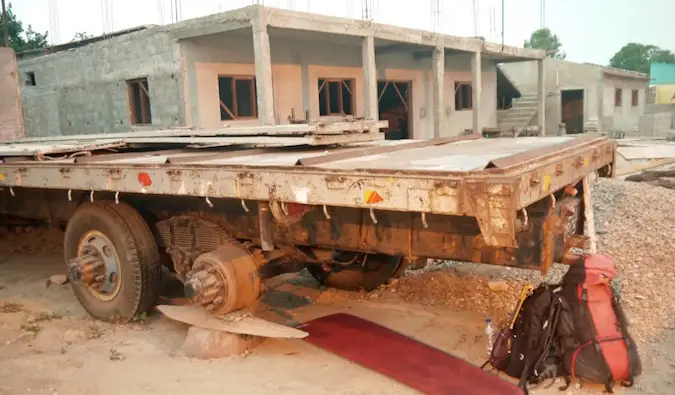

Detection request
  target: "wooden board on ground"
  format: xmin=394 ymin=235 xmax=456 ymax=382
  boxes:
xmin=156 ymin=305 xmax=308 ymax=339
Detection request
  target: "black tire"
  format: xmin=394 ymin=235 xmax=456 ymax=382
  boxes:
xmin=64 ymin=202 xmax=161 ymax=322
xmin=307 ymin=254 xmax=402 ymax=291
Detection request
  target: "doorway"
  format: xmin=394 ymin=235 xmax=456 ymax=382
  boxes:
xmin=561 ymin=89 xmax=584 ymax=134
xmin=378 ymin=81 xmax=411 ymax=140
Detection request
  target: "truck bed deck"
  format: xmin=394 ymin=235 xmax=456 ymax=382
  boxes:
xmin=0 ymin=134 xmax=615 ymax=215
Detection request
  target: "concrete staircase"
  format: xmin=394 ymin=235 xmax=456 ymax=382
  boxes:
xmin=498 ymin=93 xmax=539 ymax=129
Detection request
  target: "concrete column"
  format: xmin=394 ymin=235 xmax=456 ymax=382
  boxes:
xmin=252 ymin=18 xmax=275 ymax=125
xmin=362 ymin=35 xmax=378 ymax=129
xmin=537 ymin=59 xmax=546 ymax=135
xmin=472 ymin=50 xmax=482 ymax=135
xmin=432 ymin=43 xmax=445 ymax=138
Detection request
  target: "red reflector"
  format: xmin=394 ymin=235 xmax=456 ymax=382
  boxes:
xmin=286 ymin=203 xmax=309 ymax=216
xmin=137 ymin=172 xmax=152 ymax=187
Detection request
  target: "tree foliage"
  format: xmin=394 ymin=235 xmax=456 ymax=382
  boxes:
xmin=71 ymin=32 xmax=94 ymax=42
xmin=0 ymin=2 xmax=48 ymax=52
xmin=524 ymin=28 xmax=566 ymax=59
xmin=609 ymin=43 xmax=675 ymax=74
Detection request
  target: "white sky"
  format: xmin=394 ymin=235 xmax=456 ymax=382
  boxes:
xmin=11 ymin=0 xmax=675 ymax=65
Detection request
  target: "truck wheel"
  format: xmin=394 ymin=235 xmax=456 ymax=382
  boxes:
xmin=64 ymin=202 xmax=161 ymax=323
xmin=307 ymin=254 xmax=402 ymax=291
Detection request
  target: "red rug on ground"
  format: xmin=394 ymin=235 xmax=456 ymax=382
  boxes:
xmin=302 ymin=313 xmax=523 ymax=395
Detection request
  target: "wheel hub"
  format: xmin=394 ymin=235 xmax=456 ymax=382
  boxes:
xmin=69 ymin=231 xmax=122 ymax=301
xmin=184 ymin=244 xmax=261 ymax=314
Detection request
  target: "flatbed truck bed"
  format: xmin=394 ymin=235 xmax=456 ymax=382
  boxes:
xmin=0 ymin=130 xmax=616 ymax=323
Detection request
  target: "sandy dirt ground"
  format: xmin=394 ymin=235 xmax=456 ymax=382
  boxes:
xmin=1 ymin=179 xmax=674 ymax=395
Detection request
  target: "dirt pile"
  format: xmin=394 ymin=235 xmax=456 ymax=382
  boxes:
xmin=0 ymin=225 xmax=64 ymax=254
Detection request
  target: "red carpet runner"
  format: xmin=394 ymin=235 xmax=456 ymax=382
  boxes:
xmin=302 ymin=313 xmax=523 ymax=395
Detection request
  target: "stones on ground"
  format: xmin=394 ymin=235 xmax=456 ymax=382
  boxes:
xmin=109 ymin=348 xmax=125 ymax=361
xmin=179 ymin=326 xmax=263 ymax=359
xmin=46 ymin=274 xmax=69 ymax=287
xmin=62 ymin=329 xmax=87 ymax=343
xmin=487 ymin=280 xmax=509 ymax=292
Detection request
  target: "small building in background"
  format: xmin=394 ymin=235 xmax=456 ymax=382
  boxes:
xmin=499 ymin=58 xmax=649 ymax=136
xmin=10 ymin=5 xmax=545 ymax=139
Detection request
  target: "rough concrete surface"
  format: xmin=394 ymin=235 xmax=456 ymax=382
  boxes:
xmin=0 ymin=48 xmax=25 ymax=140
xmin=0 ymin=178 xmax=674 ymax=395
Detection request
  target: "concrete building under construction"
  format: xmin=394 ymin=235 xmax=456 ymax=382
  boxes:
xmin=14 ymin=5 xmax=546 ymax=139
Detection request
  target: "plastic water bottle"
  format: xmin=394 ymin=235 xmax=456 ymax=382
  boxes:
xmin=485 ymin=317 xmax=494 ymax=357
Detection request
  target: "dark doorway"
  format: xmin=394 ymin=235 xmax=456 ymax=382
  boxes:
xmin=561 ymin=89 xmax=584 ymax=134
xmin=378 ymin=81 xmax=411 ymax=140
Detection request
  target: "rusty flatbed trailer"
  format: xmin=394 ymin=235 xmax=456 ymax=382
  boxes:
xmin=0 ymin=131 xmax=616 ymax=323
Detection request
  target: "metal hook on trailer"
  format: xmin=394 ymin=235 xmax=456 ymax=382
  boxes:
xmin=241 ymin=199 xmax=249 ymax=213
xmin=67 ymin=190 xmax=72 ymax=202
xmin=323 ymin=205 xmax=331 ymax=220
xmin=205 ymin=196 xmax=214 ymax=208
xmin=521 ymin=208 xmax=529 ymax=227
xmin=369 ymin=206 xmax=378 ymax=224
xmin=115 ymin=191 xmax=120 ymax=204
xmin=9 ymin=187 xmax=14 ymax=197
xmin=90 ymin=190 xmax=95 ymax=203
xmin=280 ymin=202 xmax=289 ymax=216
xmin=421 ymin=212 xmax=428 ymax=229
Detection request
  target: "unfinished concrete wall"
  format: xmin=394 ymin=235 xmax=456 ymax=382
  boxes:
xmin=501 ymin=59 xmax=605 ymax=134
xmin=0 ymin=48 xmax=25 ymax=140
xmin=639 ymin=112 xmax=673 ymax=137
xmin=602 ymin=75 xmax=646 ymax=132
xmin=182 ymin=30 xmax=498 ymax=137
xmin=17 ymin=28 xmax=185 ymax=137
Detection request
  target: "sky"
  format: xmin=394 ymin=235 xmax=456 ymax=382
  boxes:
xmin=9 ymin=0 xmax=675 ymax=65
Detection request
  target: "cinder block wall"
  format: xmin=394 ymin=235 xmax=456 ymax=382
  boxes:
xmin=638 ymin=112 xmax=673 ymax=137
xmin=17 ymin=28 xmax=185 ymax=137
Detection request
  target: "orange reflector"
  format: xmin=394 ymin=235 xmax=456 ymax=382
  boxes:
xmin=137 ymin=172 xmax=152 ymax=187
xmin=364 ymin=190 xmax=384 ymax=204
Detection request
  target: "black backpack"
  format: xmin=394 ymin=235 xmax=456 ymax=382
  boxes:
xmin=483 ymin=284 xmax=565 ymax=393
xmin=484 ymin=255 xmax=642 ymax=394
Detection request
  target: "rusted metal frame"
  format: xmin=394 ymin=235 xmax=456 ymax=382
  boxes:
xmin=580 ymin=175 xmax=597 ymax=253
xmin=485 ymin=135 xmax=609 ymax=170
xmin=296 ymin=134 xmax=481 ymax=166
xmin=513 ymin=141 xmax=615 ymax=209
xmin=462 ymin=177 xmax=520 ymax=248
xmin=258 ymin=201 xmax=274 ymax=251
xmin=0 ymin=165 xmax=471 ymax=216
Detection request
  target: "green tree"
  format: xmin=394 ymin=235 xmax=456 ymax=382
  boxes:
xmin=609 ymin=43 xmax=675 ymax=74
xmin=71 ymin=32 xmax=94 ymax=42
xmin=524 ymin=28 xmax=566 ymax=59
xmin=0 ymin=2 xmax=48 ymax=52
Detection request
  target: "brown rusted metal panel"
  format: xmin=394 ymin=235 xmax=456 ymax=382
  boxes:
xmin=296 ymin=134 xmax=481 ymax=166
xmin=485 ymin=135 xmax=604 ymax=170
xmin=0 ymin=48 xmax=25 ymax=141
